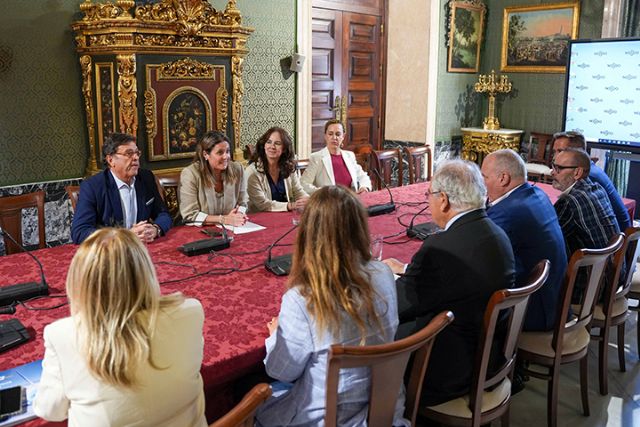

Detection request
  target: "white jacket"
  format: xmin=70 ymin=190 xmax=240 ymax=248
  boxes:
xmin=300 ymin=147 xmax=372 ymax=194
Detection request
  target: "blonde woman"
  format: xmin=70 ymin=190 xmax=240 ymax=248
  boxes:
xmin=179 ymin=131 xmax=248 ymax=226
xmin=34 ymin=228 xmax=207 ymax=427
xmin=300 ymin=119 xmax=372 ymax=194
xmin=255 ymin=186 xmax=408 ymax=426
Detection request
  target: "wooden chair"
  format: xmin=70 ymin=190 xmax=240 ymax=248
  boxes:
xmin=243 ymin=143 xmax=256 ymax=162
xmin=0 ymin=191 xmax=46 ymax=255
xmin=154 ymin=171 xmax=181 ymax=225
xmin=374 ymin=148 xmax=403 ymax=190
xmin=524 ymin=132 xmax=554 ymax=183
xmin=404 ymin=145 xmax=432 ymax=184
xmin=209 ymin=383 xmax=271 ymax=427
xmin=295 ymin=158 xmax=309 ymax=175
xmin=589 ymin=227 xmax=640 ymax=395
xmin=629 ymin=257 xmax=640 ymax=358
xmin=418 ymin=260 xmax=550 ymax=427
xmin=65 ymin=185 xmax=80 ymax=212
xmin=353 ymin=144 xmax=376 ymax=189
xmin=517 ymin=234 xmax=624 ymax=427
xmin=325 ymin=311 xmax=454 ymax=427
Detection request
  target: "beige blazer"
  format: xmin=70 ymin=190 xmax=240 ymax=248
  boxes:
xmin=245 ymin=162 xmax=308 ymax=213
xmin=179 ymin=162 xmax=248 ymax=224
xmin=34 ymin=298 xmax=207 ymax=427
xmin=300 ymin=147 xmax=372 ymax=194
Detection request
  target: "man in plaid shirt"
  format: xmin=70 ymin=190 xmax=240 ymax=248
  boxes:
xmin=551 ymin=148 xmax=620 ymax=298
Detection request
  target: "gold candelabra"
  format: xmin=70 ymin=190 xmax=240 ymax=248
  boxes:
xmin=474 ymin=70 xmax=512 ymax=130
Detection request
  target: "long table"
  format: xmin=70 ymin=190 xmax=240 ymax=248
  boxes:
xmin=0 ymin=182 xmax=635 ymax=426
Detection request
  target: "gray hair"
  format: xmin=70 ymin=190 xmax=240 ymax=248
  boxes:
xmin=432 ymin=159 xmax=487 ymax=211
xmin=488 ymin=149 xmax=527 ymax=181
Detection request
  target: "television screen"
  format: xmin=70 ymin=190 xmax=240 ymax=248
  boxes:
xmin=563 ymin=38 xmax=640 ymax=149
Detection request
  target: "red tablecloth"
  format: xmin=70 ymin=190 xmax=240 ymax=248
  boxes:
xmin=1 ymin=182 xmax=634 ymax=426
xmin=0 ymin=184 xmax=430 ymax=426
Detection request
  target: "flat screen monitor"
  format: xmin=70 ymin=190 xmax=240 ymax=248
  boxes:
xmin=563 ymin=37 xmax=640 ymax=150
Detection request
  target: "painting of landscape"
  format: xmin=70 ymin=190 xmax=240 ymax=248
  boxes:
xmin=501 ymin=3 xmax=579 ymax=73
xmin=448 ymin=1 xmax=486 ymax=73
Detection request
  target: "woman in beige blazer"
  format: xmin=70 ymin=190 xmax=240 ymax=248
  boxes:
xmin=179 ymin=131 xmax=248 ymax=226
xmin=246 ymin=127 xmax=308 ymax=213
xmin=34 ymin=228 xmax=207 ymax=427
xmin=300 ymin=119 xmax=372 ymax=195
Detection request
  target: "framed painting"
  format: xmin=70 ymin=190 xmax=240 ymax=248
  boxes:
xmin=447 ymin=0 xmax=487 ymax=73
xmin=501 ymin=2 xmax=579 ymax=73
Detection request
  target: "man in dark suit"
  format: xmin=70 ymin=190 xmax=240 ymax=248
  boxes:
xmin=71 ymin=133 xmax=171 ymax=244
xmin=482 ymin=149 xmax=567 ymax=332
xmin=383 ymin=159 xmax=515 ymax=406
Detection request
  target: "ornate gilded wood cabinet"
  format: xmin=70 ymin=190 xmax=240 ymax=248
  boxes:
xmin=460 ymin=127 xmax=523 ymax=165
xmin=72 ymin=0 xmax=253 ymax=175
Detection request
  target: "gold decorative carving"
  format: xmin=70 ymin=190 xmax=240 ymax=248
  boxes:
xmin=159 ymin=57 xmax=215 ymax=79
xmin=231 ymin=55 xmax=244 ymax=158
xmin=95 ymin=63 xmax=116 ymax=155
xmin=81 ymin=2 xmax=127 ymax=21
xmin=144 ymin=89 xmax=157 ymax=146
xmin=117 ymin=54 xmax=137 ymax=135
xmin=134 ymin=0 xmax=243 ymax=30
xmin=80 ymin=55 xmax=99 ymax=176
xmin=217 ymin=86 xmax=228 ymax=133
xmin=460 ymin=128 xmax=522 ymax=164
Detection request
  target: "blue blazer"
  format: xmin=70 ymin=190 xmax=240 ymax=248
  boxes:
xmin=590 ymin=162 xmax=631 ymax=232
xmin=71 ymin=169 xmax=172 ymax=244
xmin=488 ymin=183 xmax=567 ymax=331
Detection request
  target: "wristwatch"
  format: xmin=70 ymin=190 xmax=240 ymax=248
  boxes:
xmin=153 ymin=224 xmax=162 ymax=238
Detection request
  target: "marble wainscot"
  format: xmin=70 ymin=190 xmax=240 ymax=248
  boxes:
xmin=0 ymin=178 xmax=80 ymax=256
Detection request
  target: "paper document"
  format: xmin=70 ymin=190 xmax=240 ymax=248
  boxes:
xmin=218 ymin=221 xmax=266 ymax=235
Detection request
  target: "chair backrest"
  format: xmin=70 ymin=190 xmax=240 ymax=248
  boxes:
xmin=601 ymin=227 xmax=640 ymax=318
xmin=65 ymin=185 xmax=80 ymax=212
xmin=404 ymin=145 xmax=432 ymax=184
xmin=325 ymin=311 xmax=454 ymax=427
xmin=552 ymin=234 xmax=625 ymax=353
xmin=353 ymin=144 xmax=376 ymax=187
xmin=0 ymin=191 xmax=46 ymax=255
xmin=243 ymin=143 xmax=256 ymax=162
xmin=526 ymin=132 xmax=554 ymax=165
xmin=209 ymin=383 xmax=272 ymax=427
xmin=296 ymin=158 xmax=310 ymax=175
xmin=374 ymin=148 xmax=403 ymax=189
xmin=154 ymin=171 xmax=181 ymax=224
xmin=467 ymin=260 xmax=550 ymax=422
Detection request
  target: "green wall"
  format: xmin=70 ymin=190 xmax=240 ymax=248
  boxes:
xmin=435 ymin=0 xmax=605 ymax=141
xmin=0 ymin=1 xmax=296 ymax=187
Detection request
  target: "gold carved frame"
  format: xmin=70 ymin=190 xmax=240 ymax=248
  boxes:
xmin=501 ymin=2 xmax=579 ymax=73
xmin=72 ymin=0 xmax=253 ymax=175
xmin=95 ymin=62 xmax=116 ymax=157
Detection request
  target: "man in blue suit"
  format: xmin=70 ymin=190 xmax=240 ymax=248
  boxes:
xmin=552 ymin=131 xmax=631 ymax=232
xmin=71 ymin=133 xmax=172 ymax=244
xmin=482 ymin=149 xmax=567 ymax=331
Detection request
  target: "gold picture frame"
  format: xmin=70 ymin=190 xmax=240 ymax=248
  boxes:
xmin=501 ymin=2 xmax=580 ymax=73
xmin=447 ymin=0 xmax=487 ymax=73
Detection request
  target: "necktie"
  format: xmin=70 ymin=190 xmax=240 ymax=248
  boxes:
xmin=127 ymin=186 xmax=136 ymax=228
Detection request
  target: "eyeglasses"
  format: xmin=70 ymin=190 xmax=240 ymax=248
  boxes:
xmin=265 ymin=140 xmax=283 ymax=147
xmin=551 ymin=162 xmax=579 ymax=172
xmin=426 ymin=190 xmax=442 ymax=196
xmin=114 ymin=149 xmax=141 ymax=158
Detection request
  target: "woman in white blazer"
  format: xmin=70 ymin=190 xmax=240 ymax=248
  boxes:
xmin=246 ymin=127 xmax=309 ymax=213
xmin=34 ymin=228 xmax=207 ymax=427
xmin=179 ymin=131 xmax=248 ymax=227
xmin=300 ymin=119 xmax=372 ymax=194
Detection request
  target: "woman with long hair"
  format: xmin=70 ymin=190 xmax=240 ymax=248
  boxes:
xmin=34 ymin=228 xmax=207 ymax=427
xmin=246 ymin=127 xmax=308 ymax=212
xmin=255 ymin=186 xmax=408 ymax=426
xmin=300 ymin=119 xmax=372 ymax=195
xmin=180 ymin=131 xmax=248 ymax=226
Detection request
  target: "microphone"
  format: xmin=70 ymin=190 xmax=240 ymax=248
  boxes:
xmin=265 ymin=224 xmax=298 ymax=276
xmin=0 ymin=227 xmax=50 ymax=308
xmin=0 ymin=304 xmax=16 ymax=315
xmin=406 ymin=205 xmax=441 ymax=240
xmin=367 ymin=168 xmax=396 ymax=217
xmin=178 ymin=221 xmax=231 ymax=256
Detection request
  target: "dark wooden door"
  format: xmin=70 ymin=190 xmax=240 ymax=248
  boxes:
xmin=311 ymin=8 xmax=343 ymax=152
xmin=311 ymin=3 xmax=384 ymax=151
